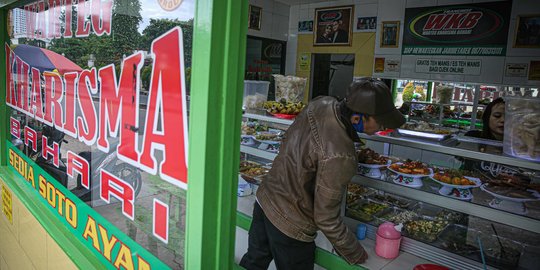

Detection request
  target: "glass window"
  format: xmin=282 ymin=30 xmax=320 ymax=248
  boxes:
xmin=7 ymin=0 xmax=193 ymax=268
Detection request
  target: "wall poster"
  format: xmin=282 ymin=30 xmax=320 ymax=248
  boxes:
xmin=402 ymin=1 xmax=512 ymax=56
xmin=313 ymin=6 xmax=354 ymax=46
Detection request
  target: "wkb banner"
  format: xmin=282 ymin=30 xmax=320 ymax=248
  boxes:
xmin=402 ymin=1 xmax=511 ymax=56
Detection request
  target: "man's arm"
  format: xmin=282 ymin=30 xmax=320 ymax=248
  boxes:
xmin=313 ymin=155 xmax=368 ymax=265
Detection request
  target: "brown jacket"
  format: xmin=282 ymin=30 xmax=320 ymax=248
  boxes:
xmin=257 ymin=96 xmax=366 ymax=264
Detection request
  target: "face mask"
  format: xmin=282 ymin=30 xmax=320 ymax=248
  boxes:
xmin=352 ymin=113 xmax=364 ymax=133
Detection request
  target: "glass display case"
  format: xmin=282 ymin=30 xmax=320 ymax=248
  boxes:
xmin=239 ymin=111 xmax=540 ymax=270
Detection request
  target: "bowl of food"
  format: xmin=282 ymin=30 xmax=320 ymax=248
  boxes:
xmin=430 ymin=169 xmax=482 ymax=201
xmin=357 ymin=148 xmax=391 ymax=179
xmin=387 ymin=161 xmax=432 ymax=188
xmin=239 ymin=161 xmax=269 ymax=184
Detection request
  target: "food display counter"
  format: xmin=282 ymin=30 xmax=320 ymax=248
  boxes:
xmin=238 ymin=110 xmax=540 ymax=270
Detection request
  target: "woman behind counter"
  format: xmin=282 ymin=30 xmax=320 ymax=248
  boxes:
xmin=465 ymin=97 xmax=505 ymax=141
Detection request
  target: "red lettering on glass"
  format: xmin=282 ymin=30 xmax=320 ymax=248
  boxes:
xmin=63 ymin=0 xmax=74 ymax=37
xmin=97 ymin=53 xmax=143 ymax=162
xmin=91 ymin=0 xmax=112 ymax=36
xmin=76 ymin=0 xmax=91 ymax=37
xmin=48 ymin=0 xmax=62 ymax=38
xmin=63 ymin=72 xmax=78 ymax=137
xmin=100 ymin=169 xmax=135 ymax=220
xmin=24 ymin=126 xmax=38 ymax=152
xmin=10 ymin=117 xmax=20 ymax=139
xmin=30 ymin=67 xmax=45 ymax=120
xmin=43 ymin=71 xmax=65 ymax=127
xmin=140 ymin=27 xmax=189 ymax=188
xmin=77 ymin=69 xmax=99 ymax=144
xmin=41 ymin=135 xmax=60 ymax=168
xmin=153 ymin=199 xmax=169 ymax=244
xmin=67 ymin=151 xmax=90 ymax=189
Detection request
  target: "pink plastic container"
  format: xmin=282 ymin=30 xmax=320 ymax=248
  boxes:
xmin=375 ymin=222 xmax=403 ymax=259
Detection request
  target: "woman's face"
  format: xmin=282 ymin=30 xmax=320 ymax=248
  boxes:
xmin=489 ymin=103 xmax=505 ymax=140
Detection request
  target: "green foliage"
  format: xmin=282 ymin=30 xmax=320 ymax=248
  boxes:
xmin=141 ymin=65 xmax=152 ymax=91
xmin=141 ymin=18 xmax=193 ymax=67
xmin=402 ymin=82 xmax=415 ymax=102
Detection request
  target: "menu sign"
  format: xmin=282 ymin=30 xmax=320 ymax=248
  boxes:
xmin=402 ymin=1 xmax=511 ymax=56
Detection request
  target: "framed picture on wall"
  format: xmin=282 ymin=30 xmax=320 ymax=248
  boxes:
xmin=514 ymin=15 xmax=540 ymax=48
xmin=248 ymin=5 xmax=262 ymax=30
xmin=313 ymin=6 xmax=354 ymax=46
xmin=380 ymin=21 xmax=400 ymax=48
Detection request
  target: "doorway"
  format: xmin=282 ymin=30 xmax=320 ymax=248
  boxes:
xmin=310 ymin=53 xmax=355 ymax=100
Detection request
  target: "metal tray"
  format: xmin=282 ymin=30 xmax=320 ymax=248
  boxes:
xmin=411 ymin=202 xmax=443 ymax=218
xmin=404 ymin=216 xmax=450 ymax=243
xmin=346 ymin=198 xmax=389 ymax=222
xmin=397 ymin=128 xmax=453 ymax=141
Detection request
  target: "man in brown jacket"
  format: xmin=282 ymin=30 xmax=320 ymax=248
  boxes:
xmin=240 ymin=78 xmax=405 ymax=269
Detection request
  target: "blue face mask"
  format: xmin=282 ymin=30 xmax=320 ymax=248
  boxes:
xmin=352 ymin=113 xmax=364 ymax=133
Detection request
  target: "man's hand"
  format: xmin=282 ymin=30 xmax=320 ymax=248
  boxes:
xmin=355 ymin=249 xmax=368 ymax=265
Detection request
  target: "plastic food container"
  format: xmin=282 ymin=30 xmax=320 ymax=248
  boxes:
xmin=273 ymin=75 xmax=306 ymax=103
xmin=375 ymin=222 xmax=403 ymax=259
xmin=412 ymin=202 xmax=443 ymax=217
xmin=437 ymin=224 xmax=479 ymax=256
xmin=346 ymin=198 xmax=388 ymax=222
xmin=374 ymin=207 xmax=418 ymax=226
xmin=467 ymin=229 xmax=524 ymax=269
xmin=503 ymin=97 xmax=540 ymax=161
xmin=371 ymin=194 xmax=412 ymax=208
xmin=404 ymin=216 xmax=449 ymax=243
xmin=243 ymin=80 xmax=270 ymax=109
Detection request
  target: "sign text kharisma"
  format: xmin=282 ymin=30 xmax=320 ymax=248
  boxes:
xmin=6 ymin=24 xmax=188 ymax=269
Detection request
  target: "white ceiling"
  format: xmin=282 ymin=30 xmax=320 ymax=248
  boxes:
xmin=275 ymin=0 xmax=331 ymax=5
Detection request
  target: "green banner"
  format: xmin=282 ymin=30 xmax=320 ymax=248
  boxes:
xmin=6 ymin=141 xmax=170 ymax=270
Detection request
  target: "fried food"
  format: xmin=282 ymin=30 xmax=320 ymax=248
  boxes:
xmin=389 ymin=160 xmax=430 ymax=175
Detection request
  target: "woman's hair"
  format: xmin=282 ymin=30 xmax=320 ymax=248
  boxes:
xmin=481 ymin=97 xmax=505 ymax=140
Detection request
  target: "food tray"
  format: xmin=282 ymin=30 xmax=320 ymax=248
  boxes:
xmin=437 ymin=224 xmax=479 ymax=255
xmin=346 ymin=198 xmax=388 ymax=222
xmin=467 ymin=230 xmax=524 ymax=269
xmin=397 ymin=128 xmax=452 ymax=141
xmin=411 ymin=202 xmax=443 ymax=217
xmin=373 ymin=207 xmax=418 ymax=226
xmin=404 ymin=216 xmax=449 ymax=243
xmin=370 ymin=194 xmax=412 ymax=208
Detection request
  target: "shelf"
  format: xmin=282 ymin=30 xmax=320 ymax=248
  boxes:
xmin=352 ymin=175 xmax=540 ymax=234
xmin=243 ymin=113 xmax=294 ymax=126
xmin=358 ymin=133 xmax=540 ymax=171
xmin=240 ymin=145 xmax=277 ymax=160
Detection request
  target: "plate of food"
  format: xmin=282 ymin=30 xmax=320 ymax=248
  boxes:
xmin=241 ymin=135 xmax=257 ymax=146
xmin=254 ymin=130 xmax=283 ymax=142
xmin=356 ymin=148 xmax=391 ymax=179
xmin=239 ymin=161 xmax=269 ymax=184
xmin=387 ymin=161 xmax=433 ymax=188
xmin=264 ymin=101 xmax=305 ymax=119
xmin=430 ymin=169 xmax=482 ymax=201
xmin=481 ymin=183 xmax=539 ymax=214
